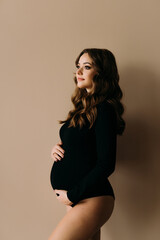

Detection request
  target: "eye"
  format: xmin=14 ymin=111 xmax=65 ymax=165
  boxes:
xmin=75 ymin=65 xmax=91 ymax=70
xmin=85 ymin=65 xmax=91 ymax=70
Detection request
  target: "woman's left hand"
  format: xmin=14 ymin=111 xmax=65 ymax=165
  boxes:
xmin=54 ymin=189 xmax=73 ymax=206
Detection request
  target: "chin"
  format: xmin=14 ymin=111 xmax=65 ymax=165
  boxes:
xmin=77 ymin=83 xmax=86 ymax=88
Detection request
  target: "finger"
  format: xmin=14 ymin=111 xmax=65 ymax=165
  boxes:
xmin=54 ymin=150 xmax=64 ymax=159
xmin=52 ymin=153 xmax=61 ymax=161
xmin=55 ymin=154 xmax=62 ymax=161
xmin=51 ymin=148 xmax=64 ymax=159
xmin=51 ymin=152 xmax=57 ymax=161
xmin=50 ymin=142 xmax=63 ymax=156
xmin=55 ymin=147 xmax=65 ymax=157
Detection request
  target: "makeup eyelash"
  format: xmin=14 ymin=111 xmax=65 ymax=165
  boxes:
xmin=85 ymin=66 xmax=91 ymax=69
xmin=76 ymin=65 xmax=91 ymax=69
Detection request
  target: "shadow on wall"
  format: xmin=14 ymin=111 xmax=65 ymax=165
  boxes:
xmin=108 ymin=66 xmax=160 ymax=239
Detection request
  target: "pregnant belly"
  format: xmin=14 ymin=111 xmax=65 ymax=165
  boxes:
xmin=50 ymin=154 xmax=93 ymax=191
xmin=50 ymin=158 xmax=75 ymax=190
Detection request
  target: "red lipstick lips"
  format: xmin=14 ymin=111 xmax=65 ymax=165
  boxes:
xmin=78 ymin=77 xmax=84 ymax=81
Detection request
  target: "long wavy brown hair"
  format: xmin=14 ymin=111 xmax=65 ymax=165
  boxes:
xmin=58 ymin=48 xmax=125 ymax=135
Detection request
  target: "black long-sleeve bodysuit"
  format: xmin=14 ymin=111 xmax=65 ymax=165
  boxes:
xmin=50 ymin=100 xmax=117 ymax=207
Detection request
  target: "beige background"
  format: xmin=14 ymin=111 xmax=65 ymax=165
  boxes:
xmin=0 ymin=0 xmax=160 ymax=239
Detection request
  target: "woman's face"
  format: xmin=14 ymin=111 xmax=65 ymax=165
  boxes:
xmin=76 ymin=53 xmax=98 ymax=93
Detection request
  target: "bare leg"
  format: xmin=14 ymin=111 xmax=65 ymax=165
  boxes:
xmin=66 ymin=205 xmax=100 ymax=240
xmin=48 ymin=196 xmax=114 ymax=240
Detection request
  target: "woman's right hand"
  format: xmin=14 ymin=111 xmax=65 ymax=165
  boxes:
xmin=50 ymin=140 xmax=65 ymax=162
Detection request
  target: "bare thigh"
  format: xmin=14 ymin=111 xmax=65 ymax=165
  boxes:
xmin=66 ymin=206 xmax=100 ymax=240
xmin=48 ymin=196 xmax=114 ymax=240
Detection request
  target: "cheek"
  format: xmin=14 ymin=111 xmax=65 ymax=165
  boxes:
xmin=85 ymin=70 xmax=93 ymax=77
xmin=87 ymin=72 xmax=96 ymax=81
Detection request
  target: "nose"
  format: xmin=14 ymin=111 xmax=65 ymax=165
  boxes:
xmin=76 ymin=67 xmax=83 ymax=75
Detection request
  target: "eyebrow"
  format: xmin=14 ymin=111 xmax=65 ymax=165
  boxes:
xmin=77 ymin=62 xmax=92 ymax=65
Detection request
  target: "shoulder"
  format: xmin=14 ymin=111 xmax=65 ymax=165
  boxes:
xmin=95 ymin=100 xmax=117 ymax=127
xmin=97 ymin=100 xmax=116 ymax=116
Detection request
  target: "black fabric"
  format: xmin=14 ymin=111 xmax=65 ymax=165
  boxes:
xmin=50 ymin=100 xmax=117 ymax=207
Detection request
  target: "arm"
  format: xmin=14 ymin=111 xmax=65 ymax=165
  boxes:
xmin=67 ymin=102 xmax=117 ymax=205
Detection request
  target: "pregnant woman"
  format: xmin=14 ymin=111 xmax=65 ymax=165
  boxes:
xmin=49 ymin=48 xmax=125 ymax=240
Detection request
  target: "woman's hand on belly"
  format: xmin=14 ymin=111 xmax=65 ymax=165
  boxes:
xmin=50 ymin=140 xmax=65 ymax=162
xmin=54 ymin=189 xmax=73 ymax=206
